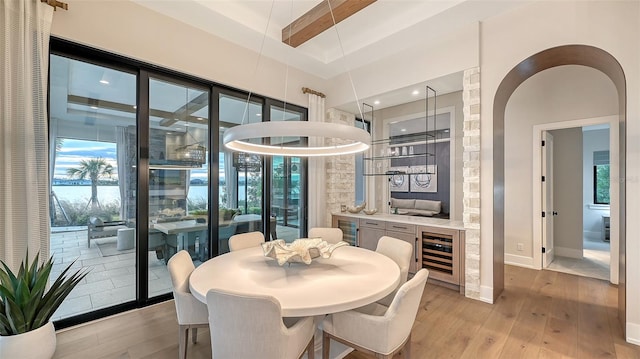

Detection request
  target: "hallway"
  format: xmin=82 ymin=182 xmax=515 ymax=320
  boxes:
xmin=547 ymin=236 xmax=610 ymax=281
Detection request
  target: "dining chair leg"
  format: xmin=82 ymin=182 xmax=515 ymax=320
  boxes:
xmin=307 ymin=335 xmax=315 ymax=359
xmin=191 ymin=327 xmax=198 ymax=344
xmin=402 ymin=333 xmax=411 ymax=359
xmin=178 ymin=325 xmax=188 ymax=359
xmin=322 ymin=331 xmax=330 ymax=359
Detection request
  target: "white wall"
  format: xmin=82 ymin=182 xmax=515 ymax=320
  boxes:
xmin=325 ymin=23 xmax=479 ymax=109
xmin=503 ymin=66 xmax=617 ymax=259
xmin=550 ymin=128 xmax=583 ymax=258
xmin=50 ymin=0 xmax=325 ymax=108
xmin=583 ymin=128 xmax=611 ymax=239
xmin=480 ymin=0 xmax=640 ymax=342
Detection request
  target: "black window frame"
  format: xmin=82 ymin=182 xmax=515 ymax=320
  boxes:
xmin=49 ymin=37 xmax=309 ymax=329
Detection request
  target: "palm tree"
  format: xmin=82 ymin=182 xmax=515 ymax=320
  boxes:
xmin=67 ymin=157 xmax=114 ymax=211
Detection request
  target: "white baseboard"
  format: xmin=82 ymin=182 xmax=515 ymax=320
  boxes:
xmin=479 ymin=285 xmax=494 ymax=304
xmin=627 ymin=322 xmax=640 ymax=346
xmin=504 ymin=253 xmax=534 ymax=268
xmin=555 ymin=246 xmax=582 ymax=259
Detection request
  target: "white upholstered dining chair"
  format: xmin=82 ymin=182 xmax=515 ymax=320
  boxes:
xmin=321 ymin=268 xmax=429 ymax=359
xmin=375 ymin=236 xmax=413 ymax=307
xmin=228 ymin=231 xmax=265 ymax=252
xmin=167 ymin=250 xmax=209 ymax=359
xmin=206 ymin=289 xmax=316 ymax=359
xmin=308 ymin=227 xmax=344 ymax=244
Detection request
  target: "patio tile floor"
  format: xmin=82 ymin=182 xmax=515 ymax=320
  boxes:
xmin=49 ymin=224 xmax=302 ymax=321
xmin=49 ymin=229 xmax=171 ymax=321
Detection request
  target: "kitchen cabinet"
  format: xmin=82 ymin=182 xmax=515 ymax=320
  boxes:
xmin=331 ymin=214 xmax=465 ymax=290
xmin=358 ymin=218 xmax=385 ymax=251
xmin=385 ymin=222 xmax=417 ymax=274
xmin=332 ymin=214 xmax=420 ymax=273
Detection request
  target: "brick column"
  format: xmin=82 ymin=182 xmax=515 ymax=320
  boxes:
xmin=462 ymin=67 xmax=481 ymax=299
xmin=324 ymin=108 xmax=356 ymax=226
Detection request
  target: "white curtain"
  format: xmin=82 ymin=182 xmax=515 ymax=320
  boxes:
xmin=115 ymin=127 xmax=128 ymax=220
xmin=49 ymin=118 xmax=58 ymax=223
xmin=307 ymin=94 xmax=326 ymax=228
xmin=184 ymin=170 xmax=191 ymax=213
xmin=224 ymin=151 xmax=238 ymax=209
xmin=0 ymin=1 xmax=54 ymax=270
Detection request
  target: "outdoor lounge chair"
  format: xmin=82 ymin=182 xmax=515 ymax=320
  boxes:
xmin=87 ymin=217 xmax=128 ymax=248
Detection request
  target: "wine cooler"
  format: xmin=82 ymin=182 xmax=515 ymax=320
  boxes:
xmin=419 ymin=226 xmax=462 ymax=289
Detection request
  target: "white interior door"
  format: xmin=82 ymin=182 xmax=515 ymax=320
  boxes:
xmin=542 ymin=131 xmax=555 ymax=267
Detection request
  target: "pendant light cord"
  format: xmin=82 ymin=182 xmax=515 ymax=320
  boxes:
xmin=277 ymin=0 xmax=296 ymax=147
xmin=327 ymin=0 xmax=365 ymax=122
xmin=241 ymin=0 xmax=276 ymax=125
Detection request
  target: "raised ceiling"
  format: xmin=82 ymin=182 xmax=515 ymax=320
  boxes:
xmin=133 ymin=0 xmax=528 ymax=109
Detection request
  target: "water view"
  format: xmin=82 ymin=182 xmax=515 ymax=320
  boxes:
xmin=52 ymin=185 xmax=210 ymax=204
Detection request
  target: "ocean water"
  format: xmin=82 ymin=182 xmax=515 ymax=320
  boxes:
xmin=52 ymin=185 xmax=211 ymax=204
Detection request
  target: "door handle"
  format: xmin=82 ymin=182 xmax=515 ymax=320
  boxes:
xmin=552 ymin=211 xmax=558 ymax=216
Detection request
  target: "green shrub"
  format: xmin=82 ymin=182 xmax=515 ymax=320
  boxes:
xmin=187 ymin=196 xmax=208 ymax=212
xmin=52 ymin=199 xmax=121 ymax=227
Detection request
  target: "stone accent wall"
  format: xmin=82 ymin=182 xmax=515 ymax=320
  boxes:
xmin=462 ymin=67 xmax=481 ymax=299
xmin=324 ymin=108 xmax=356 ymax=226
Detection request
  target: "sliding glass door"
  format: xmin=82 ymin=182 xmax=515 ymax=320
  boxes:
xmin=147 ymin=77 xmax=210 ymax=297
xmin=269 ymin=103 xmax=306 ymax=241
xmin=49 ymin=54 xmax=138 ymax=319
xmin=48 ymin=38 xmax=308 ymax=327
xmin=218 ymin=93 xmax=264 ymax=253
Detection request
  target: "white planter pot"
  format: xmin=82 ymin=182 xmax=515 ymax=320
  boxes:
xmin=0 ymin=321 xmax=56 ymax=359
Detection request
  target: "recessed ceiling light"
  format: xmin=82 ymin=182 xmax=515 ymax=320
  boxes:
xmin=197 ymin=117 xmax=204 ymax=121
xmin=444 ymin=129 xmax=450 ymax=133
xmin=374 ymin=100 xmax=380 ymax=105
xmin=133 ymin=105 xmax=137 ymax=109
xmin=412 ymin=90 xmax=419 ymax=95
xmin=400 ymin=128 xmax=407 ymax=132
xmin=90 ymin=106 xmax=98 ymax=110
xmin=256 ymin=114 xmax=261 ymax=117
xmin=99 ymin=80 xmax=109 ymax=85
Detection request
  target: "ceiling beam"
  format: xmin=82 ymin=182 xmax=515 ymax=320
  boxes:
xmin=282 ymin=0 xmax=376 ymax=48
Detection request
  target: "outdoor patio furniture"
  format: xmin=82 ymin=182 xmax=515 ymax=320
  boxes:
xmin=117 ymin=228 xmax=135 ymax=250
xmin=87 ymin=217 xmax=128 ymax=248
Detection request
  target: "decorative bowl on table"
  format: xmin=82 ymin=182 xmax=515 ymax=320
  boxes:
xmin=347 ymin=202 xmax=366 ymax=213
xmin=261 ymin=238 xmax=349 ymax=266
xmin=362 ymin=208 xmax=378 ymax=215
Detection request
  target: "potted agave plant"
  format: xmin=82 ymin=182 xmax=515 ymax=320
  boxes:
xmin=0 ymin=252 xmax=87 ymax=359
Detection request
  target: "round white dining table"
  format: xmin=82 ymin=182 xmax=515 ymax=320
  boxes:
xmin=189 ymin=245 xmax=401 ymax=317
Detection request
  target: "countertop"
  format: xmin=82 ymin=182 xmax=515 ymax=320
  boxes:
xmin=332 ymin=212 xmax=465 ymax=230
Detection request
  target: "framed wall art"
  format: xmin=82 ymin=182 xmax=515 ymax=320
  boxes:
xmin=389 ymin=166 xmax=409 ymax=192
xmin=410 ymin=165 xmax=437 ymax=193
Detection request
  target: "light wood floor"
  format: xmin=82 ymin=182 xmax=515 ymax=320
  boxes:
xmin=53 ymin=265 xmax=640 ymax=359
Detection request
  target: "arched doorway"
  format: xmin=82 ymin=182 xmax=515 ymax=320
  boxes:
xmin=492 ymin=45 xmax=627 ymax=330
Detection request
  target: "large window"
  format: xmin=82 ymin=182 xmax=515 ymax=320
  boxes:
xmin=147 ymin=77 xmax=210 ymax=297
xmin=218 ymin=93 xmax=264 ymax=254
xmin=593 ymin=150 xmax=610 ymax=205
xmin=270 ymin=104 xmax=306 ymax=242
xmin=49 ymin=54 xmax=138 ymax=320
xmin=49 ymin=39 xmax=308 ymax=328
